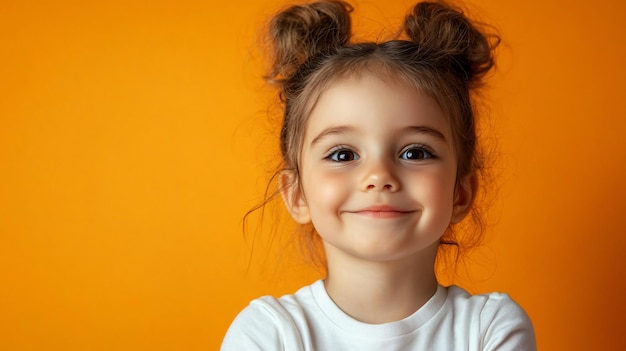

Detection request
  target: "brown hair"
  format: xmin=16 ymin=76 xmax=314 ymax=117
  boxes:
xmin=253 ymin=0 xmax=499 ymax=271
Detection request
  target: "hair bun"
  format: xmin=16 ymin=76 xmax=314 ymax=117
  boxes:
xmin=266 ymin=0 xmax=352 ymax=85
xmin=403 ymin=1 xmax=499 ymax=84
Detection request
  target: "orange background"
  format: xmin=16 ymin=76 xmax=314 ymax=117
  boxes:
xmin=1 ymin=0 xmax=625 ymax=349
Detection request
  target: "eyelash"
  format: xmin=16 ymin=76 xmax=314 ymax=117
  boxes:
xmin=323 ymin=144 xmax=437 ymax=162
xmin=399 ymin=144 xmax=437 ymax=161
xmin=324 ymin=146 xmax=359 ymax=162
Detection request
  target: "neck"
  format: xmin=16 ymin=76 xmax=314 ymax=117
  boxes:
xmin=323 ymin=244 xmax=439 ymax=324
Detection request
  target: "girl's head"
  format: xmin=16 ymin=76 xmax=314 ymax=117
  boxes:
xmin=261 ymin=0 xmax=499 ymax=267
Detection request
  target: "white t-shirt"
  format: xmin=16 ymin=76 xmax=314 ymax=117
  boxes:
xmin=221 ymin=280 xmax=536 ymax=350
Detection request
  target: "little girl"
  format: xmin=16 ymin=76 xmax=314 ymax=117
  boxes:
xmin=222 ymin=0 xmax=536 ymax=349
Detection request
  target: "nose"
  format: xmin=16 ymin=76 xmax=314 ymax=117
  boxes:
xmin=360 ymin=158 xmax=400 ymax=192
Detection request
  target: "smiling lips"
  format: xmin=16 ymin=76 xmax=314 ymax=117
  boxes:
xmin=349 ymin=205 xmax=414 ymax=219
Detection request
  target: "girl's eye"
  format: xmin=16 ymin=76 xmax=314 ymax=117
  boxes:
xmin=400 ymin=146 xmax=435 ymax=161
xmin=326 ymin=148 xmax=359 ymax=162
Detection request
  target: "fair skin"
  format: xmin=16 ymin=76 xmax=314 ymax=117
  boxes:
xmin=281 ymin=73 xmax=474 ymax=324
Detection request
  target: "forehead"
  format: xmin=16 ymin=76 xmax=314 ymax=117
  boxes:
xmin=303 ymin=73 xmax=451 ymax=142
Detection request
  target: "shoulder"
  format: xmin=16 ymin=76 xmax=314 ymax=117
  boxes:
xmin=220 ymin=281 xmax=320 ymax=351
xmin=445 ymin=285 xmax=537 ymax=351
xmin=445 ymin=285 xmax=529 ymax=319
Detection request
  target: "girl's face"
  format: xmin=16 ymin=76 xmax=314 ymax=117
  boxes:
xmin=282 ymin=73 xmax=474 ymax=264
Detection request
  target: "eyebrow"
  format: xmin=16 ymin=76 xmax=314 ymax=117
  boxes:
xmin=310 ymin=125 xmax=446 ymax=147
xmin=310 ymin=125 xmax=356 ymax=147
xmin=406 ymin=126 xmax=447 ymax=142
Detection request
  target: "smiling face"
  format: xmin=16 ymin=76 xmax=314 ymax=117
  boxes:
xmin=281 ymin=73 xmax=474 ymax=264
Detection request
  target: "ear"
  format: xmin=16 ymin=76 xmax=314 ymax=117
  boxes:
xmin=279 ymin=170 xmax=311 ymax=224
xmin=451 ymin=174 xmax=477 ymax=224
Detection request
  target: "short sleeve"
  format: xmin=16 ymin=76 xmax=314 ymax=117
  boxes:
xmin=480 ymin=294 xmax=537 ymax=351
xmin=220 ymin=297 xmax=304 ymax=351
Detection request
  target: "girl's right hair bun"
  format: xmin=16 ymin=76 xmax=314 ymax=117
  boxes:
xmin=403 ymin=1 xmax=499 ymax=84
xmin=266 ymin=0 xmax=353 ymax=85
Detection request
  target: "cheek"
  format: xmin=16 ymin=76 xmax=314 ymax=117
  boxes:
xmin=303 ymin=170 xmax=349 ymax=213
xmin=410 ymin=167 xmax=457 ymax=212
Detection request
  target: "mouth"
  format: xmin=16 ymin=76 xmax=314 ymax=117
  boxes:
xmin=348 ymin=205 xmax=415 ymax=219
